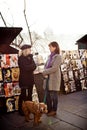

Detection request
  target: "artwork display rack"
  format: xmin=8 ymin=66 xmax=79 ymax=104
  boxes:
xmin=60 ymin=49 xmax=87 ymax=94
xmin=0 ymin=54 xmax=21 ymax=113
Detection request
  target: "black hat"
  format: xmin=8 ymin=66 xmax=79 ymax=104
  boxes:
xmin=21 ymin=44 xmax=31 ymax=50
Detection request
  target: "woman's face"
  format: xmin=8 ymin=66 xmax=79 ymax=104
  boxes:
xmin=26 ymin=48 xmax=31 ymax=54
xmin=49 ymin=45 xmax=56 ymax=53
xmin=22 ymin=48 xmax=31 ymax=56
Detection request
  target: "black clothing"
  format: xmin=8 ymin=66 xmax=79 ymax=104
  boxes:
xmin=18 ymin=54 xmax=36 ymax=88
xmin=18 ymin=54 xmax=36 ymax=115
xmin=18 ymin=88 xmax=33 ymax=115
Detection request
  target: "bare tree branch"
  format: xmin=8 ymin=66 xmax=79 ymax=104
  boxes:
xmin=23 ymin=0 xmax=32 ymax=45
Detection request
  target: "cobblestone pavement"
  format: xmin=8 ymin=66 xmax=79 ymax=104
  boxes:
xmin=0 ymin=90 xmax=87 ymax=130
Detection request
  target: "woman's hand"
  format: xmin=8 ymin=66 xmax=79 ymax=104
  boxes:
xmin=43 ymin=75 xmax=48 ymax=79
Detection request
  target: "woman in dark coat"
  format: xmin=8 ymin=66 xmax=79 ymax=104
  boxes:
xmin=18 ymin=44 xmax=36 ymax=115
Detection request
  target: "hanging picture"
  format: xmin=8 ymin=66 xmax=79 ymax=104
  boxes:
xmin=0 ymin=68 xmax=3 ymax=82
xmin=71 ymin=60 xmax=77 ymax=70
xmin=80 ymin=80 xmax=87 ymax=90
xmin=84 ymin=68 xmax=87 ymax=77
xmin=61 ymin=63 xmax=67 ymax=71
xmin=11 ymin=67 xmax=19 ymax=82
xmin=69 ymin=81 xmax=76 ymax=92
xmin=0 ymin=83 xmax=4 ymax=96
xmin=72 ymin=50 xmax=80 ymax=59
xmin=10 ymin=54 xmax=18 ymax=67
xmin=64 ymin=82 xmax=71 ymax=94
xmin=12 ymin=82 xmax=21 ymax=95
xmin=76 ymin=59 xmax=83 ymax=69
xmin=2 ymin=68 xmax=12 ymax=83
xmin=1 ymin=54 xmax=11 ymax=68
xmin=6 ymin=97 xmax=15 ymax=112
xmin=62 ymin=71 xmax=69 ymax=82
xmin=79 ymin=68 xmax=84 ymax=80
xmin=68 ymin=70 xmax=74 ymax=81
xmin=4 ymin=83 xmax=13 ymax=97
xmin=81 ymin=59 xmax=87 ymax=68
xmin=73 ymin=70 xmax=79 ymax=80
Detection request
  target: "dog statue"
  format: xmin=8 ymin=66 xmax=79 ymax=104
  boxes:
xmin=22 ymin=101 xmax=48 ymax=126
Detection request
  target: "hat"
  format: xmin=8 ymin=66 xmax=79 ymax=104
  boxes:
xmin=21 ymin=44 xmax=32 ymax=50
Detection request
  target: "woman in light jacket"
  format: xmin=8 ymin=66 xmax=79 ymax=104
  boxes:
xmin=43 ymin=41 xmax=62 ymax=116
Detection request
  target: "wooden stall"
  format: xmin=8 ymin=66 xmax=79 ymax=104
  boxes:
xmin=0 ymin=27 xmax=22 ymax=113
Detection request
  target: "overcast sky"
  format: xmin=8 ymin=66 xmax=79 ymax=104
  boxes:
xmin=0 ymin=0 xmax=87 ymax=50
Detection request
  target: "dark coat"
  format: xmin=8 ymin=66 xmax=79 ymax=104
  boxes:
xmin=18 ymin=54 xmax=36 ymax=88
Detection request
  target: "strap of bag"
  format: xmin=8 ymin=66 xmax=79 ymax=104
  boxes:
xmin=43 ymin=75 xmax=49 ymax=103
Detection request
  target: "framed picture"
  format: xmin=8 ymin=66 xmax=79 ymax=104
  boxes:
xmin=68 ymin=70 xmax=74 ymax=81
xmin=62 ymin=71 xmax=69 ymax=82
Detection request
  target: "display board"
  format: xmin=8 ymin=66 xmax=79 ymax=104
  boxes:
xmin=0 ymin=54 xmax=21 ymax=112
xmin=61 ymin=50 xmax=87 ymax=94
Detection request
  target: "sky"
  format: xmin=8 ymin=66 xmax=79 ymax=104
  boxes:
xmin=0 ymin=0 xmax=87 ymax=50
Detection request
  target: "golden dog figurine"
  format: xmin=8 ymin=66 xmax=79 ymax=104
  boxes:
xmin=22 ymin=101 xmax=48 ymax=126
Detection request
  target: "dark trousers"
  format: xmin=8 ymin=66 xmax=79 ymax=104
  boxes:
xmin=46 ymin=90 xmax=58 ymax=112
xmin=18 ymin=87 xmax=33 ymax=114
xmin=34 ymin=73 xmax=45 ymax=102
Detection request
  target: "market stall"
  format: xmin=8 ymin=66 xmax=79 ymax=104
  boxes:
xmin=0 ymin=27 xmax=22 ymax=113
xmin=60 ymin=35 xmax=87 ymax=94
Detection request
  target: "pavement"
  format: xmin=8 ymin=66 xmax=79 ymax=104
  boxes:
xmin=0 ymin=90 xmax=87 ymax=130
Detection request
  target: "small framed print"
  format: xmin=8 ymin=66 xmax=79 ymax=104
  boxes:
xmin=69 ymin=81 xmax=76 ymax=92
xmin=68 ymin=70 xmax=74 ymax=81
xmin=73 ymin=70 xmax=80 ymax=80
xmin=79 ymin=68 xmax=84 ymax=80
xmin=61 ymin=63 xmax=67 ymax=72
xmin=62 ymin=71 xmax=69 ymax=82
xmin=11 ymin=67 xmax=19 ymax=82
xmin=6 ymin=97 xmax=15 ymax=112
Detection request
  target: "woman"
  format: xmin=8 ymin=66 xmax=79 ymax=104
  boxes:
xmin=18 ymin=44 xmax=36 ymax=115
xmin=42 ymin=41 xmax=62 ymax=116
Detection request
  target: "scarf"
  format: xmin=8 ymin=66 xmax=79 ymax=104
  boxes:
xmin=45 ymin=52 xmax=56 ymax=69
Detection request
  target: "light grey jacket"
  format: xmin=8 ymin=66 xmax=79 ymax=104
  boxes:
xmin=43 ymin=54 xmax=62 ymax=91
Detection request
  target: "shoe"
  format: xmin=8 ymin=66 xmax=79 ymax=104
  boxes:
xmin=47 ymin=111 xmax=56 ymax=116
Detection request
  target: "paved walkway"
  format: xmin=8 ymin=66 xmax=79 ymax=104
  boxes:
xmin=0 ymin=90 xmax=87 ymax=130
